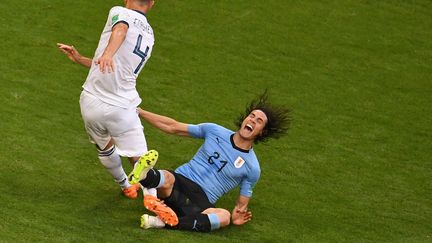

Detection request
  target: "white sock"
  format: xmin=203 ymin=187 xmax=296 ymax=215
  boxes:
xmin=98 ymin=146 xmax=130 ymax=189
xmin=143 ymin=187 xmax=157 ymax=197
xmin=149 ymin=215 xmax=165 ymax=228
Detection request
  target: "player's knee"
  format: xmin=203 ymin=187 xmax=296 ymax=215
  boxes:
xmin=157 ymin=170 xmax=175 ymax=198
xmin=100 ymin=139 xmax=115 ymax=151
xmin=161 ymin=170 xmax=175 ymax=188
xmin=217 ymin=208 xmax=231 ymax=227
xmin=204 ymin=208 xmax=231 ymax=228
xmin=200 ymin=210 xmax=230 ymax=232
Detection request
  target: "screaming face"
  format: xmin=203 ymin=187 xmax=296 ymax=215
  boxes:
xmin=238 ymin=109 xmax=268 ymax=141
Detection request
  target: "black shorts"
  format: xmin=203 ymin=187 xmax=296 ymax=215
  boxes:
xmin=163 ymin=171 xmax=215 ymax=217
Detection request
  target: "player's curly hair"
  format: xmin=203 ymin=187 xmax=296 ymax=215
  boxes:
xmin=235 ymin=90 xmax=292 ymax=144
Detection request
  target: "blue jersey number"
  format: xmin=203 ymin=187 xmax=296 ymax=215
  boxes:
xmin=133 ymin=34 xmax=149 ymax=74
xmin=208 ymin=152 xmax=228 ymax=172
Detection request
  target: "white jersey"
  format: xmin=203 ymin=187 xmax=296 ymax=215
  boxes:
xmin=83 ymin=6 xmax=155 ymax=109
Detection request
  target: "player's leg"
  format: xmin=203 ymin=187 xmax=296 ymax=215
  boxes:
xmin=157 ymin=170 xmax=175 ymax=198
xmin=79 ymin=92 xmax=134 ymax=197
xmin=137 ymin=169 xmax=175 ymax=198
xmin=126 ymin=154 xmax=160 ymax=197
xmin=138 ymin=171 xmax=185 ymax=230
xmin=168 ymin=212 xmax=226 ymax=232
xmin=164 ymin=204 xmax=229 ymax=232
xmin=159 ymin=206 xmax=228 ymax=232
xmin=139 ymin=169 xmax=175 ymax=212
xmin=121 ymin=135 xmax=178 ymax=227
xmin=201 ymin=208 xmax=231 ymax=229
xmin=159 ymin=172 xmax=223 ymax=232
xmin=106 ymin=105 xmax=150 ymax=197
xmin=134 ymin=167 xmax=178 ymax=226
xmin=133 ymin=168 xmax=175 ymax=198
xmin=112 ymin=129 xmax=163 ymax=200
xmin=97 ymin=139 xmax=138 ymax=197
xmin=139 ymin=172 xmax=227 ymax=232
xmin=141 ymin=208 xmax=229 ymax=232
xmin=142 ymin=213 xmax=217 ymax=232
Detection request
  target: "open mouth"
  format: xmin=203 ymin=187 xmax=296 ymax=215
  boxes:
xmin=245 ymin=124 xmax=253 ymax=132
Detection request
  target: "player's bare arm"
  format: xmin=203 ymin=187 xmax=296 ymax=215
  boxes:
xmin=96 ymin=23 xmax=128 ymax=73
xmin=137 ymin=108 xmax=189 ymax=136
xmin=57 ymin=43 xmax=92 ymax=68
xmin=231 ymin=195 xmax=252 ymax=225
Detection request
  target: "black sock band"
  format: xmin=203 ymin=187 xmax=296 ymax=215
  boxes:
xmin=98 ymin=145 xmax=115 ymax=157
xmin=139 ymin=169 xmax=161 ymax=188
xmin=170 ymin=214 xmax=211 ymax=233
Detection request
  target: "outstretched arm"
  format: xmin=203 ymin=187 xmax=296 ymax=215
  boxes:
xmin=57 ymin=43 xmax=93 ymax=68
xmin=232 ymin=195 xmax=252 ymax=225
xmin=137 ymin=108 xmax=190 ymax=137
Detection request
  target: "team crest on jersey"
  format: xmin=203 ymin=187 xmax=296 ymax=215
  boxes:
xmin=234 ymin=156 xmax=245 ymax=168
xmin=112 ymin=14 xmax=119 ymax=23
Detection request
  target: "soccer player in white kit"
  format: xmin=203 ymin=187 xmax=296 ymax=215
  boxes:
xmin=57 ymin=0 xmax=156 ymax=199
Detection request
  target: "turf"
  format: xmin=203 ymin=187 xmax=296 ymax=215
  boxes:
xmin=0 ymin=0 xmax=431 ymax=242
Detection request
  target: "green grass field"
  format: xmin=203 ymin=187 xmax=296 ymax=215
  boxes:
xmin=1 ymin=0 xmax=431 ymax=242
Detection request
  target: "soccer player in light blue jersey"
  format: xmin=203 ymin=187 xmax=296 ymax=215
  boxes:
xmin=133 ymin=92 xmax=291 ymax=232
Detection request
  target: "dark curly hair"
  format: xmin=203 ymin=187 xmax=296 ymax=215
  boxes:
xmin=235 ymin=90 xmax=292 ymax=144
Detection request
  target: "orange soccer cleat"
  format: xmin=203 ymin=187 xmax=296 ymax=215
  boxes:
xmin=144 ymin=195 xmax=179 ymax=227
xmin=123 ymin=183 xmax=141 ymax=199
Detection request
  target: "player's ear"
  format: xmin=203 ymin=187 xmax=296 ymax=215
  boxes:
xmin=258 ymin=126 xmax=267 ymax=137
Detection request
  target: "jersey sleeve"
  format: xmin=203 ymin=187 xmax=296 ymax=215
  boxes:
xmin=188 ymin=123 xmax=217 ymax=139
xmin=108 ymin=6 xmax=130 ymax=29
xmin=239 ymin=166 xmax=261 ymax=198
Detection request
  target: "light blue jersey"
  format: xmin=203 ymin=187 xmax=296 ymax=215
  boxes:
xmin=175 ymin=123 xmax=261 ymax=204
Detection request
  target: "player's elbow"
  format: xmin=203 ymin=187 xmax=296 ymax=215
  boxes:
xmin=163 ymin=124 xmax=182 ymax=135
xmin=167 ymin=122 xmax=189 ymax=136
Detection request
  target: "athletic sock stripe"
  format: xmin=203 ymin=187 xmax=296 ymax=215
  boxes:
xmin=99 ymin=148 xmax=115 ymax=157
xmin=98 ymin=148 xmax=113 ymax=156
xmin=99 ymin=146 xmax=116 ymax=157
xmin=99 ymin=149 xmax=115 ymax=157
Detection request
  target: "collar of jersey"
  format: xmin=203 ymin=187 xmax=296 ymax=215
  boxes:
xmin=230 ymin=134 xmax=250 ymax=153
xmin=132 ymin=9 xmax=146 ymax=17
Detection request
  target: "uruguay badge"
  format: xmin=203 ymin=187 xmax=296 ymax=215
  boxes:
xmin=234 ymin=156 xmax=245 ymax=168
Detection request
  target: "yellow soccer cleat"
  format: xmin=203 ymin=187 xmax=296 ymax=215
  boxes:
xmin=128 ymin=150 xmax=159 ymax=185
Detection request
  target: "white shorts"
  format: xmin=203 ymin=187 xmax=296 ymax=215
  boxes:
xmin=79 ymin=91 xmax=147 ymax=157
